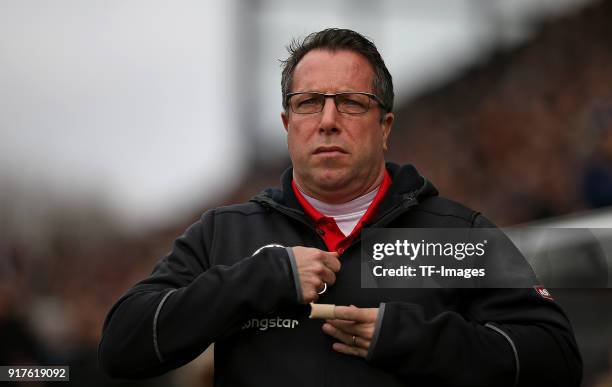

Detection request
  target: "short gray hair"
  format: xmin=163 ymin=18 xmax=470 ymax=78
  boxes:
xmin=280 ymin=28 xmax=394 ymax=115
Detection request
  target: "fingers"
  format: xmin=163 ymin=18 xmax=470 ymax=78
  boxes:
xmin=325 ymin=319 xmax=372 ymax=338
xmin=332 ymin=342 xmax=369 ymax=358
xmin=302 ymin=266 xmax=335 ymax=287
xmin=320 ymin=305 xmax=380 ymax=358
xmin=322 ymin=322 xmax=370 ymax=358
xmin=306 ymin=260 xmax=336 ymax=286
xmin=293 ymin=247 xmax=341 ymax=272
xmin=309 ymin=303 xmax=336 ymax=319
xmin=322 ymin=322 xmax=369 ymax=349
xmin=301 ymin=276 xmax=325 ymax=303
xmin=323 ymin=252 xmax=341 ymax=272
xmin=333 ymin=306 xmax=378 ymax=322
xmin=292 ymin=247 xmax=342 ymax=303
xmin=319 ymin=265 xmax=336 ymax=286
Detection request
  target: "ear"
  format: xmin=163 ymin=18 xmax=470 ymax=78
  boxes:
xmin=281 ymin=111 xmax=289 ymax=132
xmin=381 ymin=112 xmax=394 ymax=151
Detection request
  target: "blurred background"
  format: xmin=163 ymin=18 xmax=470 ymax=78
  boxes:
xmin=1 ymin=0 xmax=612 ymax=385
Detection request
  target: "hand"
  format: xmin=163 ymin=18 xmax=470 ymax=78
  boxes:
xmin=321 ymin=305 xmax=379 ymax=358
xmin=291 ymin=246 xmax=341 ymax=303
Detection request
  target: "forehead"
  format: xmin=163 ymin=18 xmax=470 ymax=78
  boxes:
xmin=291 ymin=49 xmax=374 ymax=93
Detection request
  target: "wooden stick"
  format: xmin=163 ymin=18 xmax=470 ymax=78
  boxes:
xmin=309 ymin=303 xmax=336 ymax=319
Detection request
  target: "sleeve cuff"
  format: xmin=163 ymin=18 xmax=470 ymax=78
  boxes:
xmin=366 ymin=302 xmax=386 ymax=361
xmin=485 ymin=322 xmax=520 ymax=387
xmin=285 ymin=247 xmax=304 ymax=304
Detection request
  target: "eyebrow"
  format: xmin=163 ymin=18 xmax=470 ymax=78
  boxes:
xmin=289 ymin=89 xmax=369 ymax=94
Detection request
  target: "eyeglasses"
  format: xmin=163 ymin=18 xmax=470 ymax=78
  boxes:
xmin=285 ymin=92 xmax=387 ymax=114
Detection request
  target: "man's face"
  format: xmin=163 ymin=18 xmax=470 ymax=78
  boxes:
xmin=281 ymin=49 xmax=394 ymax=202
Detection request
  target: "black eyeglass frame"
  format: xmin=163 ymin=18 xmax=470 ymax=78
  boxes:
xmin=284 ymin=91 xmax=389 ymax=114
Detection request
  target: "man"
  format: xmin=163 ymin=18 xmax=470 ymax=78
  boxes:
xmin=99 ymin=28 xmax=582 ymax=386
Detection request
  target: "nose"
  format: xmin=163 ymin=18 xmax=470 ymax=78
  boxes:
xmin=319 ymin=96 xmax=340 ymax=134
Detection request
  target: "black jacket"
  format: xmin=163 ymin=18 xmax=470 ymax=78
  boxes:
xmin=99 ymin=163 xmax=582 ymax=387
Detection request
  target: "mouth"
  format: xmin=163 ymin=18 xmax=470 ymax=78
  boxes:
xmin=313 ymin=146 xmax=348 ymax=155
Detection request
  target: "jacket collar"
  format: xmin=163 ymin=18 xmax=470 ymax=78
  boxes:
xmin=252 ymin=162 xmax=438 ymax=226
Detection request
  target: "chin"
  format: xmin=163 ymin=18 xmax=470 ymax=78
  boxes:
xmin=313 ymin=169 xmax=351 ymax=190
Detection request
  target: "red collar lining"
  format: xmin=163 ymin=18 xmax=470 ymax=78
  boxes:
xmin=291 ymin=170 xmax=392 ymax=253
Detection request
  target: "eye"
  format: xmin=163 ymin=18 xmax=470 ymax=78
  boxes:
xmin=344 ymin=99 xmax=364 ymax=107
xmin=337 ymin=94 xmax=369 ymax=112
xmin=298 ymin=98 xmax=319 ymax=106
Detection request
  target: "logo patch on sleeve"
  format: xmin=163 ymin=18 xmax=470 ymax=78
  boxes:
xmin=534 ymin=286 xmax=554 ymax=300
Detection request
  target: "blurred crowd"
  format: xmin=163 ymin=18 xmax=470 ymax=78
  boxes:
xmin=389 ymin=0 xmax=612 ymax=226
xmin=0 ymin=226 xmax=178 ymax=386
xmin=1 ymin=1 xmax=612 ymax=386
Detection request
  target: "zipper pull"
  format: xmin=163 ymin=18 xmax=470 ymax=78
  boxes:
xmin=402 ymin=191 xmax=417 ymax=207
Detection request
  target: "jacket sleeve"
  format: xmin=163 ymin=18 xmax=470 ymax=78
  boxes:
xmin=98 ymin=210 xmax=298 ymax=379
xmin=365 ymin=214 xmax=582 ymax=387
